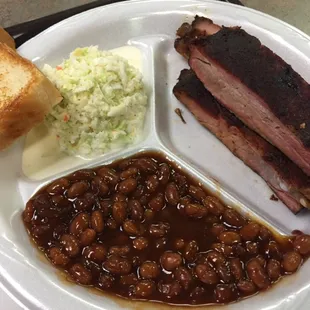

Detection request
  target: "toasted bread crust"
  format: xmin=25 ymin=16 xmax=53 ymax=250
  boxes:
xmin=0 ymin=28 xmax=15 ymax=49
xmin=0 ymin=43 xmax=62 ymax=150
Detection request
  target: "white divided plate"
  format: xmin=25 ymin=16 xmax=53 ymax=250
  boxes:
xmin=1 ymin=0 xmax=310 ymax=309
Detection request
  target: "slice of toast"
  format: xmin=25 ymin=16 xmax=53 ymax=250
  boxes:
xmin=0 ymin=43 xmax=62 ymax=150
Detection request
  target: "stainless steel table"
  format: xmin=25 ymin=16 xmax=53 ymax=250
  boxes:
xmin=243 ymin=0 xmax=310 ymax=35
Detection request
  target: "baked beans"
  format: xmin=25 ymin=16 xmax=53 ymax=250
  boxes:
xmin=23 ymin=152 xmax=310 ymax=305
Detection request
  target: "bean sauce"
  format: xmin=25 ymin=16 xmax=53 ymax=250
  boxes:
xmin=22 ymin=152 xmax=310 ymax=305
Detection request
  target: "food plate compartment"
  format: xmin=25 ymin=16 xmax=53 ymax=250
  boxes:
xmin=18 ymin=35 xmax=164 ymax=183
xmin=153 ymin=27 xmax=310 ymax=236
xmin=8 ymin=145 xmax=310 ymax=310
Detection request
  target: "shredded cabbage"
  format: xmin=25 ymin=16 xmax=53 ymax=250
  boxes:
xmin=42 ymin=46 xmax=147 ymax=157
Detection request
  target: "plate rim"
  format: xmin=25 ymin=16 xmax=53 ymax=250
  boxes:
xmin=18 ymin=0 xmax=310 ymax=53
